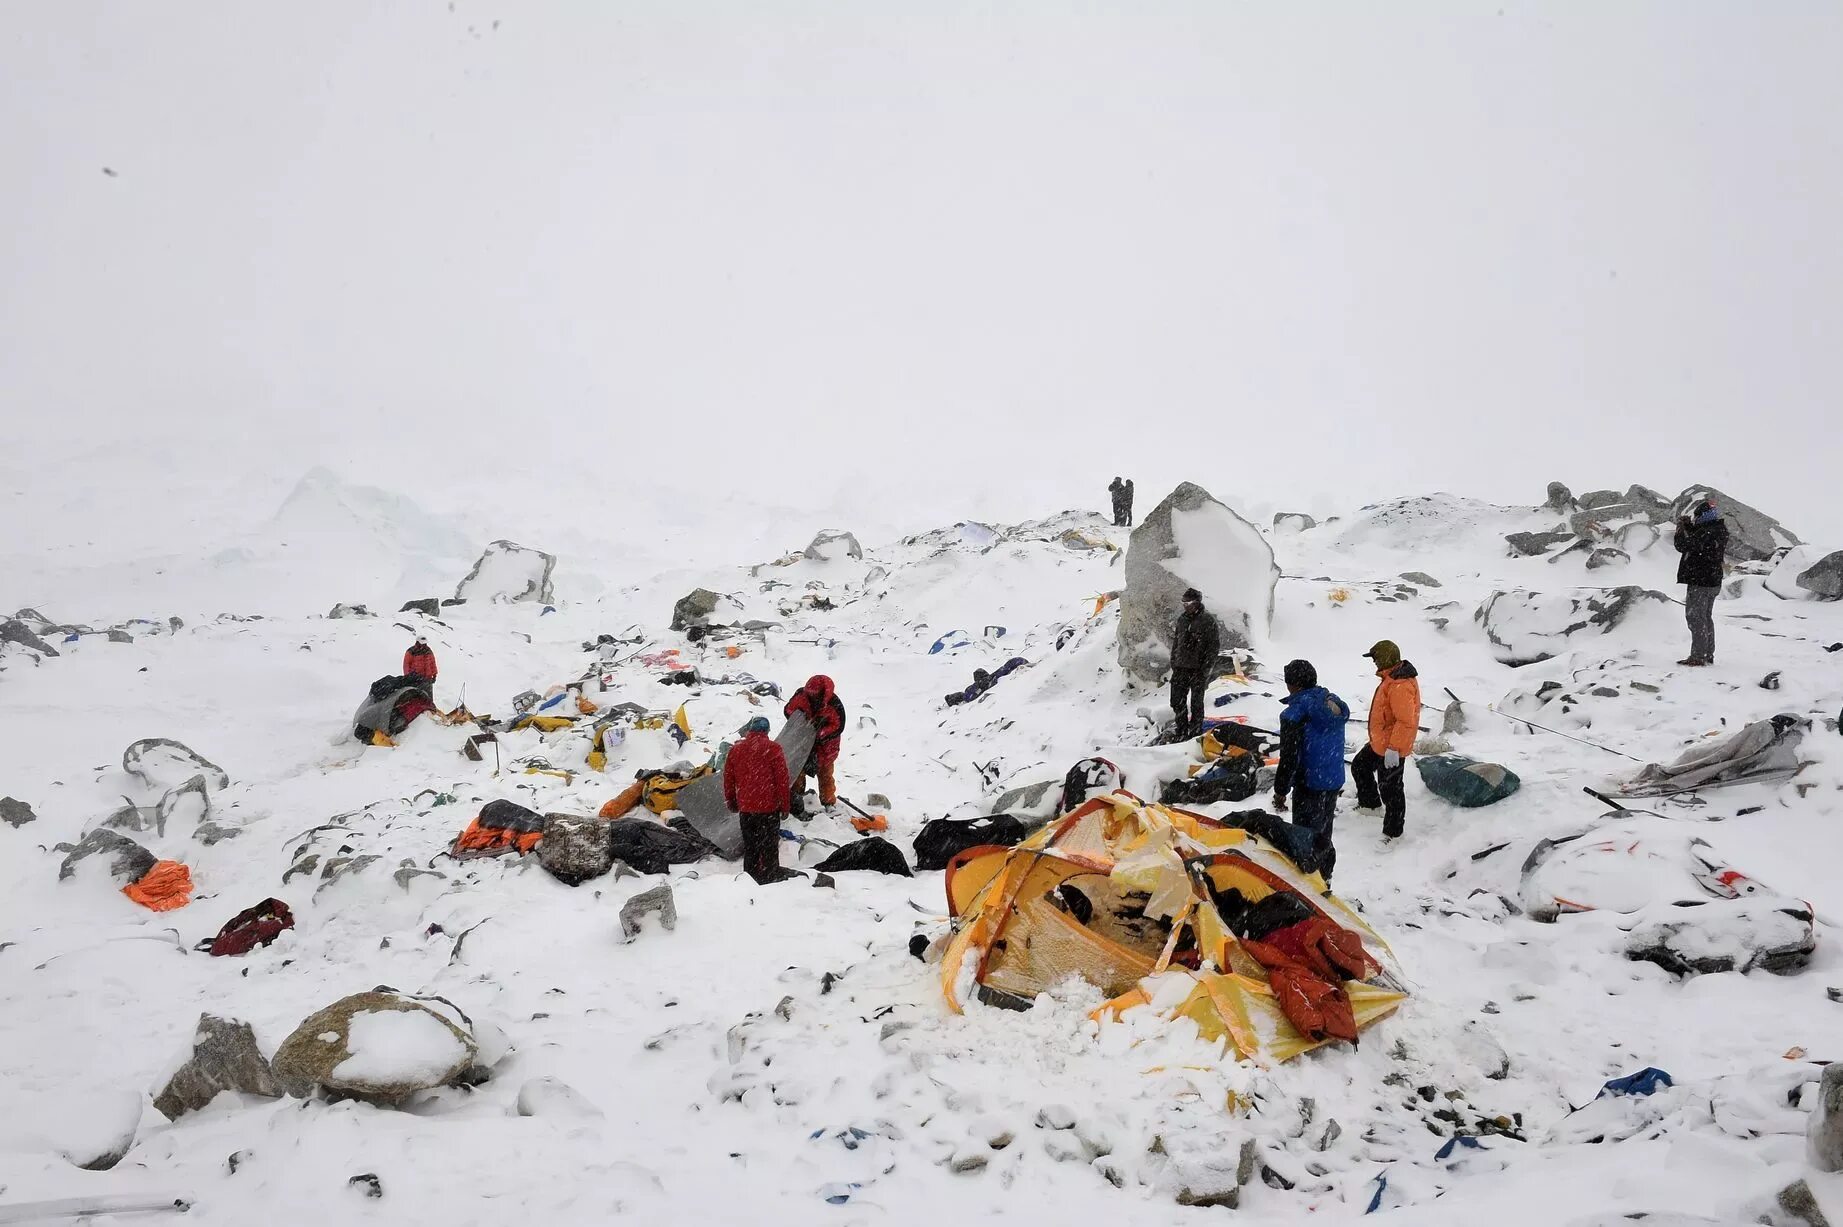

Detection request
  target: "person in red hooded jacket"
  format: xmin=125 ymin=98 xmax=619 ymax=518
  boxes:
xmin=403 ymin=636 xmax=438 ymax=684
xmin=724 ymin=716 xmax=796 ymax=884
xmin=783 ymin=674 xmax=845 ymax=817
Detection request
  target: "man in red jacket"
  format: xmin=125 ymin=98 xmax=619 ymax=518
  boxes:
xmin=724 ymin=716 xmax=796 ymax=884
xmin=783 ymin=674 xmax=846 ymax=818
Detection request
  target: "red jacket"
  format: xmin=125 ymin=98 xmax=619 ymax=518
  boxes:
xmin=404 ymin=642 xmax=439 ymax=683
xmin=784 ymin=675 xmax=846 ymax=766
xmin=724 ymin=731 xmax=791 ymax=814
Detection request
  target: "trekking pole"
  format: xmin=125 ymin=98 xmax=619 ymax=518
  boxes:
xmin=1486 ymin=707 xmax=1646 ymax=762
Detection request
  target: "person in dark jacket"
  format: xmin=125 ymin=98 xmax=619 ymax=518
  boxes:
xmin=1352 ymin=640 xmax=1420 ymax=840
xmin=784 ymin=674 xmax=846 ymax=817
xmin=1108 ymin=477 xmax=1130 ymax=527
xmin=1673 ymin=496 xmax=1729 ymax=666
xmin=1168 ymin=588 xmax=1221 ymax=739
xmin=1271 ymin=660 xmax=1351 ymax=880
xmin=724 ymin=716 xmax=796 ymax=884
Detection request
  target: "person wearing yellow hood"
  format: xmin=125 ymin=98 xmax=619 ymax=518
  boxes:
xmin=1353 ymin=640 xmax=1420 ymax=840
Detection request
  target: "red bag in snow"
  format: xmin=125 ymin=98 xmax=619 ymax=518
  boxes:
xmin=203 ymin=898 xmax=295 ymax=956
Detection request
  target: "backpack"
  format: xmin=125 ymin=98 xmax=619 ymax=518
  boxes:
xmin=200 ymin=898 xmax=295 ymax=956
xmin=1162 ymin=751 xmax=1259 ymax=806
xmin=913 ymin=815 xmax=1029 ymax=871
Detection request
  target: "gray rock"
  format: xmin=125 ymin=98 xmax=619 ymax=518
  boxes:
xmin=392 ymin=859 xmax=445 ymax=890
xmin=804 ymin=530 xmax=864 ymax=561
xmin=620 ymin=883 xmax=677 ymax=941
xmin=0 ymin=796 xmax=35 ymax=827
xmin=454 ymin=539 xmax=557 ymax=604
xmin=0 ymin=618 xmax=59 ymax=656
xmin=538 ymin=813 xmax=613 ymax=886
xmin=1577 ymin=489 xmax=1626 ymax=511
xmin=1626 ymin=484 xmax=1672 ymax=512
xmin=1675 ymin=484 xmax=1800 ymax=562
xmin=48 ymin=1092 xmax=141 ymax=1171
xmin=1476 ymin=586 xmax=1673 ymax=667
xmin=1811 ymin=1061 xmax=1843 ymax=1172
xmin=107 ymin=628 xmax=134 ymax=643
xmin=57 ymin=828 xmax=157 ymax=884
xmin=154 ymin=774 xmax=212 ymax=837
xmin=1441 ymin=701 xmax=1468 ymax=735
xmin=670 ymin=588 xmax=721 ymax=632
xmin=989 ymin=778 xmax=1059 ymax=819
xmin=1117 ymin=482 xmax=1277 ymax=684
xmin=315 ymin=855 xmax=382 ymax=893
xmin=1616 ymin=521 xmax=1663 ymax=553
xmin=1505 ymin=529 xmax=1575 ymax=557
xmin=1272 ymin=512 xmax=1317 ymax=532
xmin=1400 ymin=571 xmax=1442 ymax=588
xmin=1779 ymin=1179 xmax=1833 ymax=1227
xmin=1544 ymin=482 xmax=1575 ymax=511
xmin=399 ymin=598 xmax=441 ymax=617
xmin=1586 ymin=547 xmax=1630 ymax=571
xmin=327 ymin=603 xmax=372 ymax=619
xmin=1795 ymin=551 xmax=1843 ymax=600
xmin=271 ymin=991 xmax=477 ymax=1105
xmin=153 ymin=1014 xmax=282 ymax=1120
xmin=122 ymin=738 xmax=229 ymax=793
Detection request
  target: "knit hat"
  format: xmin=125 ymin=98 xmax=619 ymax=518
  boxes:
xmin=1364 ymin=640 xmax=1402 ymax=669
xmin=742 ymin=716 xmax=771 ymax=735
xmin=1283 ymin=659 xmax=1317 ymax=690
xmin=1181 ymin=587 xmax=1202 ymax=603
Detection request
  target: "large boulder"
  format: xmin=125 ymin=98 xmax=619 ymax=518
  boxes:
xmin=1505 ymin=529 xmax=1574 ymax=557
xmin=1811 ymin=1062 xmax=1843 ymax=1172
xmin=1674 ymin=485 xmax=1799 ymax=562
xmin=538 ymin=813 xmax=613 ymax=886
xmin=153 ymin=1014 xmax=281 ymax=1120
xmin=1117 ymin=483 xmax=1277 ymax=683
xmin=1765 ymin=546 xmax=1828 ymax=601
xmin=670 ymin=588 xmax=721 ymax=632
xmin=0 ymin=618 xmax=59 ymax=656
xmin=804 ymin=530 xmax=864 ymax=561
xmin=0 ymin=796 xmax=35 ymax=827
xmin=1272 ymin=512 xmax=1316 ymax=533
xmin=272 ymin=991 xmax=477 ymax=1106
xmin=454 ymin=540 xmax=557 ymax=604
xmin=1544 ymin=482 xmax=1574 ymax=512
xmin=1794 ymin=550 xmax=1843 ymax=600
xmin=57 ymin=828 xmax=157 ymax=884
xmin=1476 ymin=587 xmax=1676 ymax=666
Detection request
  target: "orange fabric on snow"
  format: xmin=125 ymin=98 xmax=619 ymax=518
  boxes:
xmin=123 ymin=860 xmax=194 ymax=911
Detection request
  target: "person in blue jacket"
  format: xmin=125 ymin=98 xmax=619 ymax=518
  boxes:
xmin=1271 ymin=658 xmax=1351 ymax=880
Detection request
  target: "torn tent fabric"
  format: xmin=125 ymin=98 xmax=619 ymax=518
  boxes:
xmin=451 ymin=800 xmax=545 ymax=858
xmin=913 ymin=814 xmax=1030 ymax=871
xmin=1416 ymin=755 xmax=1522 ymax=808
xmin=813 ymin=836 xmax=912 ymax=877
xmin=941 ymin=793 xmax=1405 ymax=1062
xmin=1619 ymin=714 xmax=1810 ymax=796
xmin=122 ymin=859 xmax=193 ymax=911
xmin=203 ymin=898 xmax=295 ymax=955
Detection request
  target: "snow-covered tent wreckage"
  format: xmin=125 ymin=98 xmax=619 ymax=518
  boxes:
xmin=1616 ymin=714 xmax=1810 ymax=797
xmin=940 ymin=793 xmax=1406 ymax=1061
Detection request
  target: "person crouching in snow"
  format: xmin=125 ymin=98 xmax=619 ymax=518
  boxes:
xmin=1673 ymin=496 xmax=1728 ymax=666
xmin=1353 ymin=640 xmax=1420 ymax=841
xmin=784 ymin=674 xmax=845 ymax=818
xmin=403 ymin=636 xmax=438 ymax=684
xmin=1272 ymin=659 xmax=1351 ymax=881
xmin=724 ymin=716 xmax=799 ymax=884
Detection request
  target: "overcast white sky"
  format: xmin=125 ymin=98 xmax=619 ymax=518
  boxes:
xmin=3 ymin=2 xmax=1839 ymax=557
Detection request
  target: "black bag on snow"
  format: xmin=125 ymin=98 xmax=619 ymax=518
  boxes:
xmin=913 ymin=814 xmax=1028 ymax=871
xmin=1161 ymin=754 xmax=1258 ymax=806
xmin=608 ymin=816 xmax=718 ymax=875
xmin=1218 ymin=809 xmax=1322 ymax=873
xmin=813 ymin=836 xmax=913 ymax=877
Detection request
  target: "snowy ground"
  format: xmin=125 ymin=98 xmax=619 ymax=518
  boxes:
xmin=3 ymin=476 xmax=1842 ymax=1224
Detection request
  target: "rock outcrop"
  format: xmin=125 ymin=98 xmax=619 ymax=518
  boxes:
xmin=272 ymin=991 xmax=478 ymax=1106
xmin=454 ymin=540 xmax=557 ymax=604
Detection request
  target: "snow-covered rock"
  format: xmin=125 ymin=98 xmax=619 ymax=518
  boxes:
xmin=1117 ymin=482 xmax=1276 ymax=682
xmin=153 ymin=1014 xmax=281 ymax=1120
xmin=1794 ymin=549 xmax=1843 ymax=600
xmin=454 ymin=539 xmax=557 ymax=604
xmin=1475 ymin=586 xmax=1675 ymax=666
xmin=804 ymin=529 xmax=864 ymax=561
xmin=1810 ymin=1063 xmax=1843 ymax=1172
xmin=0 ymin=795 xmax=34 ymax=826
xmin=515 ymin=1076 xmax=603 ymax=1119
xmin=538 ymin=813 xmax=613 ymax=886
xmin=670 ymin=587 xmax=721 ymax=631
xmin=122 ymin=737 xmax=228 ymax=793
xmin=271 ymin=991 xmax=478 ymax=1105
xmin=620 ymin=883 xmax=677 ymax=941
xmin=0 ymin=1090 xmax=143 ymax=1171
xmin=1272 ymin=512 xmax=1316 ymax=533
xmin=1674 ymin=484 xmax=1801 ymax=561
xmin=57 ymin=827 xmax=156 ymax=884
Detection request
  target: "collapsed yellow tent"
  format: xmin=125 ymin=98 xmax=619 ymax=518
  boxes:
xmin=940 ymin=792 xmax=1406 ymax=1063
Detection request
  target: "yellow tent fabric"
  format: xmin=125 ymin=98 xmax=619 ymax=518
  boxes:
xmin=940 ymin=792 xmax=1406 ymax=1063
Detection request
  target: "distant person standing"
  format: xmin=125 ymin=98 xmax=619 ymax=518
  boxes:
xmin=1271 ymin=659 xmax=1351 ymax=881
xmin=1353 ymin=640 xmax=1420 ymax=841
xmin=724 ymin=716 xmax=797 ymax=884
xmin=1168 ymin=587 xmax=1220 ymax=740
xmin=1673 ymin=496 xmax=1728 ymax=667
xmin=1108 ymin=477 xmax=1133 ymax=527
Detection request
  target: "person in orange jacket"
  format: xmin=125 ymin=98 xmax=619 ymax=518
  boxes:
xmin=1352 ymin=640 xmax=1420 ymax=840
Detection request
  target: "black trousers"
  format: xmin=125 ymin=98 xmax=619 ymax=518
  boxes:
xmin=1170 ymin=667 xmax=1208 ymax=738
xmin=1352 ymin=745 xmax=1407 ymax=838
xmin=739 ymin=813 xmax=783 ymax=884
xmin=1290 ymin=788 xmax=1339 ymax=880
xmin=1685 ymin=585 xmax=1717 ymax=662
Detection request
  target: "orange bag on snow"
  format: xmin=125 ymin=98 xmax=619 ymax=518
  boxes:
xmin=123 ymin=860 xmax=194 ymax=912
